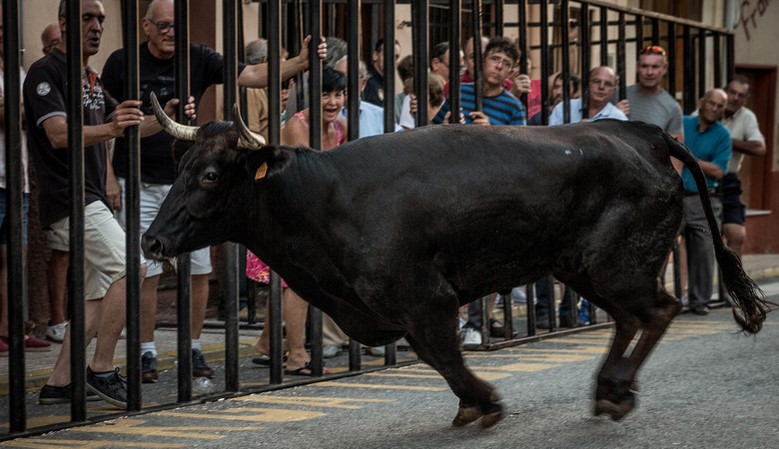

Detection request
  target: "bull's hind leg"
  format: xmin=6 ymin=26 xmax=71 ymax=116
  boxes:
xmin=404 ymin=309 xmax=503 ymax=428
xmin=594 ymin=288 xmax=681 ymax=420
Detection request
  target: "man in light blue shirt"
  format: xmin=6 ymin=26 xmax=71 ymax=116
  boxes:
xmin=335 ymin=56 xmax=400 ymax=138
xmin=549 ymin=66 xmax=626 ymax=125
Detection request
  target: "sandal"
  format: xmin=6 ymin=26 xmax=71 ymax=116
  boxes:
xmin=283 ymin=362 xmax=330 ymax=376
xmin=251 ymin=352 xmax=287 ymax=366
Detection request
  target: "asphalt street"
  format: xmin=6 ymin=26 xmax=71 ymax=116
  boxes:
xmin=2 ymin=280 xmax=778 ymax=449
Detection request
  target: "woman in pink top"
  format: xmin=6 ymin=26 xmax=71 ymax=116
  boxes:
xmin=250 ymin=67 xmax=347 ymax=375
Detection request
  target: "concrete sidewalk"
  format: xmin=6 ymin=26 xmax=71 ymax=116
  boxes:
xmin=2 ymin=253 xmax=778 ymax=395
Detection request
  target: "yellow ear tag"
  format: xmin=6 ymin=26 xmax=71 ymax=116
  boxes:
xmin=255 ymin=162 xmax=268 ymax=180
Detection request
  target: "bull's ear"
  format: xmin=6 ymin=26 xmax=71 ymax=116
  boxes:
xmin=246 ymin=146 xmax=293 ymax=181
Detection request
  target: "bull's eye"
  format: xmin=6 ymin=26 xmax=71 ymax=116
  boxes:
xmin=202 ymin=169 xmax=219 ymax=184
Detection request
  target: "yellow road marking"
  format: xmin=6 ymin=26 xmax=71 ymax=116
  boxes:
xmin=315 ymin=381 xmax=447 ymax=392
xmin=518 ymin=347 xmax=608 ymax=354
xmin=234 ymin=395 xmax=390 ymax=409
xmin=475 ymin=353 xmax=595 ymax=362
xmin=71 ymin=418 xmax=243 ymax=440
xmin=477 ymin=363 xmax=558 ymax=372
xmin=1 ymin=440 xmax=184 ymax=448
xmin=156 ymin=407 xmax=324 ymax=422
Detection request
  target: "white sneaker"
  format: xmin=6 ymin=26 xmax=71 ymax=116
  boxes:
xmin=461 ymin=328 xmax=482 ymax=348
xmin=46 ymin=322 xmax=68 ymax=343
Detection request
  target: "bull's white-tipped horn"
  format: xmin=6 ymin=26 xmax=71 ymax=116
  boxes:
xmin=233 ymin=103 xmax=266 ymax=150
xmin=150 ymin=92 xmax=199 ymax=141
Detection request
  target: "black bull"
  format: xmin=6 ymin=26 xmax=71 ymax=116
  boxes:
xmin=141 ymin=118 xmax=768 ymax=428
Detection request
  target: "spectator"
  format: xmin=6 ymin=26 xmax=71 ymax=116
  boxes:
xmin=548 ymin=66 xmax=626 ymax=125
xmin=394 ymin=54 xmax=414 ymax=124
xmin=334 ymin=56 xmax=401 ymax=138
xmin=433 ymin=36 xmax=526 ymax=126
xmin=286 ymin=36 xmax=346 ymax=118
xmin=719 ymin=76 xmax=766 ymax=259
xmin=100 ymin=0 xmax=326 ymax=383
xmin=617 ymin=45 xmax=683 ymax=168
xmin=430 ymin=41 xmax=455 ymax=82
xmin=681 ymin=89 xmax=731 ymax=316
xmin=453 ymin=36 xmax=528 ymax=98
xmin=527 ymin=72 xmax=581 ymax=125
xmin=253 ymin=67 xmax=347 ymax=374
xmin=243 ymin=38 xmax=292 ymax=141
xmin=26 ymin=0 xmax=146 ymax=407
xmin=0 ymin=11 xmax=51 ymax=355
xmin=432 ymin=36 xmax=526 ymax=348
xmin=364 ymin=38 xmax=401 ymax=107
xmin=40 ymin=22 xmax=61 ymax=56
xmin=399 ymin=72 xmax=446 ymax=130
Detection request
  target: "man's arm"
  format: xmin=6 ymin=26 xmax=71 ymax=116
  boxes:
xmin=732 ymin=138 xmax=766 ymax=157
xmin=697 ymin=159 xmax=724 ymax=180
xmin=237 ymin=35 xmax=327 ymax=89
xmin=41 ymin=100 xmax=144 ymax=149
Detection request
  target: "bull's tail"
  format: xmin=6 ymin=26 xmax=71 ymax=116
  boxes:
xmin=664 ymin=133 xmax=769 ymax=334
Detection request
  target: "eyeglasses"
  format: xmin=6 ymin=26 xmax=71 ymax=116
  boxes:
xmin=640 ymin=45 xmax=666 ymax=56
xmin=589 ymin=78 xmax=616 ymax=88
xmin=486 ymin=54 xmax=515 ymax=69
xmin=148 ymin=19 xmax=174 ymax=34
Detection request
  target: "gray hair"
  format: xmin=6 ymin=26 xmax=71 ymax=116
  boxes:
xmin=59 ymin=0 xmax=103 ymax=18
xmin=145 ymin=0 xmax=172 ymax=20
xmin=324 ymin=37 xmax=347 ymax=70
xmin=245 ymin=39 xmax=268 ymax=64
xmin=333 ymin=55 xmax=371 ymax=81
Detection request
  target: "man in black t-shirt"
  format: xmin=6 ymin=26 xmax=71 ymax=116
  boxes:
xmin=101 ymin=0 xmax=327 ymax=383
xmin=25 ymin=0 xmax=146 ymax=408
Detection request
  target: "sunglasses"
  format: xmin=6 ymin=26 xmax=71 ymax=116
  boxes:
xmin=640 ymin=45 xmax=666 ymax=56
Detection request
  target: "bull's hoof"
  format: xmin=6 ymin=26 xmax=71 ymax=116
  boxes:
xmin=452 ymin=406 xmax=481 ymax=427
xmin=593 ymin=398 xmax=635 ymax=421
xmin=480 ymin=409 xmax=503 ymax=428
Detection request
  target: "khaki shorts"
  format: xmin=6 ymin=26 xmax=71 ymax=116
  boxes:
xmin=47 ymin=200 xmax=130 ymax=300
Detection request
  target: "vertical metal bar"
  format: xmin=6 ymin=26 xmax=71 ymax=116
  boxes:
xmin=560 ymin=0 xmax=570 ymax=123
xmin=516 ymin=0 xmax=527 ymax=108
xmin=713 ymin=33 xmax=722 ymax=88
xmin=346 ymin=0 xmax=360 ymax=142
xmin=579 ymin=2 xmax=590 ymax=105
xmin=66 ymin=0 xmax=87 ymax=421
xmin=471 ymin=0 xmax=483 ymax=112
xmin=599 ymin=6 xmax=608 ymax=67
xmin=222 ymin=0 xmax=240 ymax=393
xmin=413 ymin=0 xmax=429 ymax=127
xmin=266 ymin=0 xmax=284 ymax=386
xmin=307 ymin=0 xmax=324 ymax=377
xmin=635 ymin=14 xmax=644 ymax=57
xmin=382 ymin=0 xmax=396 ymax=133
xmin=539 ymin=0 xmax=549 ymax=125
xmin=479 ymin=295 xmax=489 ymax=348
xmin=121 ymin=0 xmax=142 ymax=412
xmin=651 ymin=17 xmax=660 ymax=45
xmin=667 ymin=22 xmax=677 ymax=96
xmin=3 ymin=0 xmax=26 ymax=432
xmin=545 ymin=275 xmax=557 ymax=331
xmin=448 ymin=0 xmax=461 ymax=123
xmin=494 ymin=0 xmax=504 ymax=37
xmin=698 ymin=28 xmax=706 ymax=98
xmin=500 ymin=292 xmax=513 ymax=341
xmin=683 ymin=26 xmax=696 ymax=114
xmin=726 ymin=34 xmax=735 ymax=82
xmin=526 ymin=284 xmax=536 ymax=336
xmin=673 ymin=239 xmax=682 ymax=299
xmin=174 ymin=0 xmax=193 ymax=403
xmin=617 ymin=11 xmax=626 ymax=100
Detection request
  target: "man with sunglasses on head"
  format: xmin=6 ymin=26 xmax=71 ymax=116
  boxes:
xmin=618 ymin=45 xmax=684 ymax=169
xmin=100 ymin=0 xmax=326 ymax=384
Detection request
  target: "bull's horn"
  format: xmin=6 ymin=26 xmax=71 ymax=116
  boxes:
xmin=150 ymin=92 xmax=199 ymax=141
xmin=232 ymin=103 xmax=266 ymax=150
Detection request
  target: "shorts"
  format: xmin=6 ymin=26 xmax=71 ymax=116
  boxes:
xmin=721 ymin=173 xmax=745 ymax=226
xmin=0 ymin=189 xmax=29 ymax=244
xmin=116 ymin=178 xmax=212 ymax=277
xmin=47 ymin=200 xmax=130 ymax=300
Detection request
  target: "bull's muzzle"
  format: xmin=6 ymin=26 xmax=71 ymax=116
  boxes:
xmin=141 ymin=234 xmax=168 ymax=261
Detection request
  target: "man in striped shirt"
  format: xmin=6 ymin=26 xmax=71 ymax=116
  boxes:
xmin=432 ymin=36 xmax=526 ymax=126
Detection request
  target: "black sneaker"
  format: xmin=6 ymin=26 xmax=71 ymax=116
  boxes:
xmin=86 ymin=366 xmax=127 ymax=408
xmin=192 ymin=349 xmax=214 ymax=378
xmin=38 ymin=383 xmax=101 ymax=405
xmin=141 ymin=351 xmax=159 ymax=383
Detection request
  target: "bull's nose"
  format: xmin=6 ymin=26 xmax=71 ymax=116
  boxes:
xmin=141 ymin=235 xmax=165 ymax=260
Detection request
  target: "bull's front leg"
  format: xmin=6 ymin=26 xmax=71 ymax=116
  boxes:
xmin=405 ymin=311 xmax=504 ymax=428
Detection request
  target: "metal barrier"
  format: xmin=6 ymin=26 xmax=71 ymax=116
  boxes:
xmin=1 ymin=0 xmax=732 ymax=440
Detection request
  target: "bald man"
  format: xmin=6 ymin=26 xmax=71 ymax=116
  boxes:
xmin=680 ymin=89 xmax=732 ymax=316
xmin=40 ymin=22 xmax=61 ymax=55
